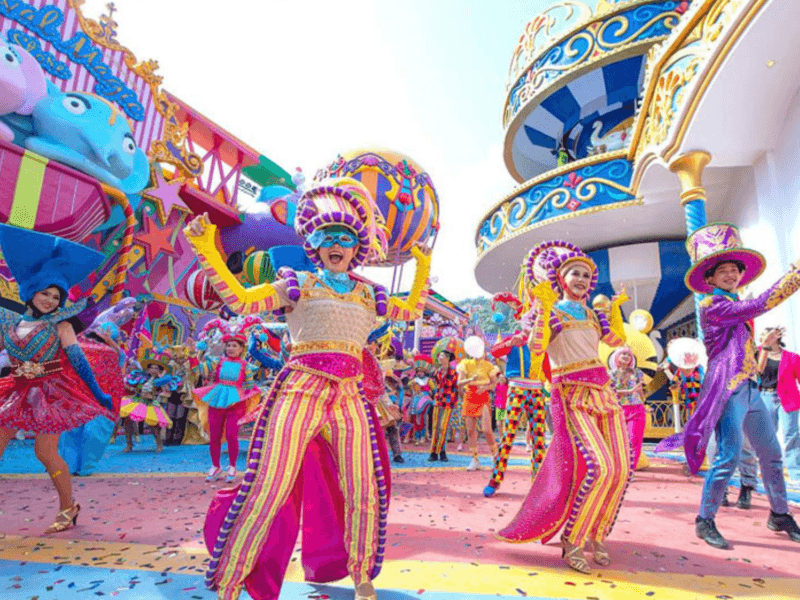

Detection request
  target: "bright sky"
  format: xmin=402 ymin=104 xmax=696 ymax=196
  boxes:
xmin=83 ymin=0 xmax=554 ymax=301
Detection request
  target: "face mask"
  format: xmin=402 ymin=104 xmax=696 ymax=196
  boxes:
xmin=308 ymin=226 xmax=358 ymax=249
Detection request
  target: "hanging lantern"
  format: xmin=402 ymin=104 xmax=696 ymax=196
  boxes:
xmin=185 ymin=270 xmax=223 ymax=311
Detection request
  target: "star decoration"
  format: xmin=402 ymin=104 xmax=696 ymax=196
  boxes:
xmin=141 ymin=164 xmax=190 ymax=225
xmin=134 ymin=212 xmax=178 ymax=267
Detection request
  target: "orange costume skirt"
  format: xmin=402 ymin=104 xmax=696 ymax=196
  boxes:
xmin=461 ymin=386 xmax=491 ymax=418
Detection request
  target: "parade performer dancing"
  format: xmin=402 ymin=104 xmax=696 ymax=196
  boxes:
xmin=194 ymin=318 xmax=261 ymax=483
xmin=184 ymin=177 xmax=430 ymax=600
xmin=457 ymin=336 xmax=499 ymax=471
xmin=497 ymin=240 xmax=631 ymax=574
xmin=656 ymin=223 xmax=800 ymax=548
xmin=661 ymin=337 xmax=706 ymax=419
xmin=119 ymin=349 xmax=180 ymax=453
xmin=609 ymin=346 xmax=646 ymax=471
xmin=428 ymin=337 xmax=461 ymax=462
xmin=484 ymin=293 xmax=547 ymax=497
xmin=0 ymin=225 xmax=113 ymax=533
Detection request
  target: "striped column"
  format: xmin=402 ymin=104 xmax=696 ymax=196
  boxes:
xmin=670 ymin=151 xmax=712 ymax=340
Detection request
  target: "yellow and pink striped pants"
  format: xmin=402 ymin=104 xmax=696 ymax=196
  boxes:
xmin=213 ymin=368 xmax=379 ymax=600
xmin=560 ymin=379 xmax=631 ymax=546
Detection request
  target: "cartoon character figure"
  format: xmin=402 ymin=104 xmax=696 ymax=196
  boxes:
xmin=25 ymin=81 xmax=149 ymax=194
xmin=0 ymin=36 xmax=47 ymax=142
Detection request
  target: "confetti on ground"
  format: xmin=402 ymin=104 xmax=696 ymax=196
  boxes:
xmin=1 ymin=439 xmax=798 ymax=599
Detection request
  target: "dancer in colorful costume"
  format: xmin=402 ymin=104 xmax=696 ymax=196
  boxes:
xmin=609 ymin=346 xmax=646 ymax=472
xmin=428 ymin=337 xmax=462 ymax=462
xmin=404 ymin=354 xmax=434 ymax=445
xmin=457 ymin=336 xmax=499 ymax=471
xmin=119 ymin=348 xmax=180 ymax=452
xmin=655 ymin=223 xmax=800 ymax=548
xmin=184 ymin=177 xmax=430 ymax=600
xmin=0 ymin=225 xmax=112 ymax=533
xmin=60 ymin=301 xmax=136 ymax=475
xmin=662 ymin=337 xmax=706 ymax=418
xmin=194 ymin=318 xmax=262 ymax=483
xmin=497 ymin=240 xmax=631 ymax=574
xmin=164 ymin=341 xmax=199 ymax=445
xmin=484 ymin=293 xmax=547 ymax=497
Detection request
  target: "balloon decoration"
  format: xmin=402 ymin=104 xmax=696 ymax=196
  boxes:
xmin=464 ymin=335 xmax=486 ymax=359
xmin=314 ymin=148 xmax=440 ymax=267
xmin=241 ymin=250 xmax=275 ymax=286
xmin=431 ymin=336 xmax=465 ymax=364
xmin=185 ymin=270 xmax=223 ymax=311
xmin=596 ymin=305 xmax=659 ymax=383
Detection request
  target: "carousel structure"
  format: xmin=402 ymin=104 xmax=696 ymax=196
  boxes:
xmin=475 ymin=0 xmax=800 ymax=434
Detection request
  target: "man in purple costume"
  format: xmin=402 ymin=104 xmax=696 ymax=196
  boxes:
xmin=656 ymin=223 xmax=800 ymax=549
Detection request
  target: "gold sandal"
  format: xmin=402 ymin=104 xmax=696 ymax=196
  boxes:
xmin=561 ymin=534 xmax=591 ymax=574
xmin=44 ymin=502 xmax=80 ymax=534
xmin=355 ymin=581 xmax=377 ymax=600
xmin=587 ymin=539 xmax=611 ymax=566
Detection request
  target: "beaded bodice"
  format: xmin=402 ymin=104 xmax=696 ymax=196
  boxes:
xmin=547 ymin=307 xmax=603 ymax=372
xmin=287 ymin=273 xmax=377 ymax=358
xmin=0 ymin=318 xmax=61 ymax=364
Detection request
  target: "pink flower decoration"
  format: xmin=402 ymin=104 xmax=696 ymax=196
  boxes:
xmin=363 ymin=155 xmax=380 ymax=166
xmin=676 ymin=1 xmax=689 ymax=15
xmin=565 ymin=172 xmax=583 ymax=188
xmin=567 ymin=198 xmax=581 ymax=212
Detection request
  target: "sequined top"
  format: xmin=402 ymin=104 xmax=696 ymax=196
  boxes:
xmin=283 ymin=273 xmax=377 ymax=359
xmin=546 ymin=306 xmax=605 ymax=375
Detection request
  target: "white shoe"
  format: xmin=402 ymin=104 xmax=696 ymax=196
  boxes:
xmin=226 ymin=466 xmax=237 ymax=483
xmin=466 ymin=457 xmax=480 ymax=471
xmin=205 ymin=466 xmax=221 ymax=482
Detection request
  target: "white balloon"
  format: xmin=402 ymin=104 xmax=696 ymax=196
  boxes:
xmin=464 ymin=335 xmax=485 ymax=359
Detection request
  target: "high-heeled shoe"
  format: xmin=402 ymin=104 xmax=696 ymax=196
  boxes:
xmin=44 ymin=502 xmax=81 ymax=534
xmin=355 ymin=581 xmax=377 ymax=600
xmin=587 ymin=539 xmax=611 ymax=566
xmin=561 ymin=534 xmax=591 ymax=574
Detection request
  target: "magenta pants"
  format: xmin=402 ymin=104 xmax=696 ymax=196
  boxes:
xmin=622 ymin=404 xmax=646 ymax=469
xmin=208 ymin=403 xmax=246 ymax=468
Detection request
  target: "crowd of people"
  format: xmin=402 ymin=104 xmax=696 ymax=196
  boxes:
xmin=0 ymin=179 xmax=799 ymax=600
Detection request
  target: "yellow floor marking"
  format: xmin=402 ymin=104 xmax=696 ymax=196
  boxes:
xmin=1 ymin=535 xmax=796 ymax=599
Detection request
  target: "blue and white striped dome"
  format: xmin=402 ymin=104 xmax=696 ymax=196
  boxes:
xmin=511 ymin=55 xmax=646 ymax=180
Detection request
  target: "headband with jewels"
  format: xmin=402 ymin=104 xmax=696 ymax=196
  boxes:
xmin=684 ymin=222 xmax=766 ymax=294
xmin=524 ymin=240 xmax=598 ymax=297
xmin=294 ymin=177 xmax=388 ymax=268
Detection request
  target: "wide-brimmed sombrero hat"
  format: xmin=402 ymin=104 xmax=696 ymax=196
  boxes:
xmin=684 ymin=223 xmax=765 ymax=294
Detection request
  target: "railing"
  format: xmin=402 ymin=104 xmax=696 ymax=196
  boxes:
xmin=644 ymin=386 xmax=691 ymax=439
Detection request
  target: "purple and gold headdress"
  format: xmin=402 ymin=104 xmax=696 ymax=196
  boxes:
xmin=295 ymin=177 xmax=388 ymax=268
xmin=524 ymin=240 xmax=598 ymax=298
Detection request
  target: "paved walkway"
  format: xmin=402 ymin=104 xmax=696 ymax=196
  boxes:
xmin=1 ymin=437 xmax=799 ymax=599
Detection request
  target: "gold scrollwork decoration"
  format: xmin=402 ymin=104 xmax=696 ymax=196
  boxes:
xmin=630 ymin=0 xmax=752 ymax=164
xmin=504 ymin=3 xmax=684 ymax=128
xmin=67 ymin=0 xmax=203 ymax=179
xmin=479 ymin=176 xmax=635 ymax=253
